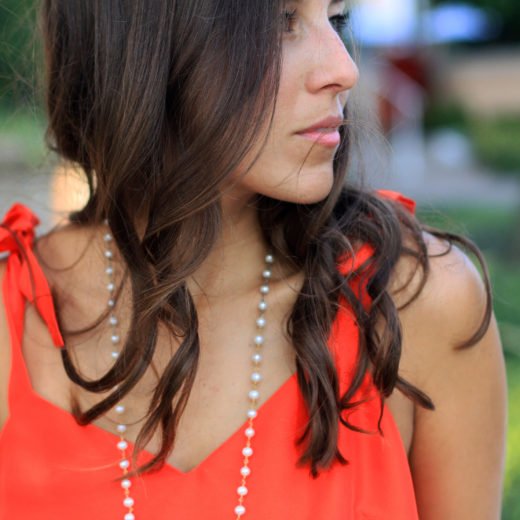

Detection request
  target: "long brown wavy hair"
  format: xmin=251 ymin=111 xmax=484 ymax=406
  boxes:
xmin=39 ymin=0 xmax=492 ymax=478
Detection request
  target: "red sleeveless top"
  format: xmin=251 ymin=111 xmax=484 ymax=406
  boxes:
xmin=0 ymin=191 xmax=419 ymax=520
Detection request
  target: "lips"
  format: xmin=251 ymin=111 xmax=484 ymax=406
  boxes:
xmin=295 ymin=115 xmax=343 ymax=148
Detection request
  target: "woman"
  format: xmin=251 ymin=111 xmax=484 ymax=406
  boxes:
xmin=0 ymin=0 xmax=507 ymax=519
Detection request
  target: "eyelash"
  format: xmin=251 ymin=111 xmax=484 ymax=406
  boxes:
xmin=330 ymin=12 xmax=350 ymax=33
xmin=282 ymin=9 xmax=351 ymax=34
xmin=282 ymin=9 xmax=296 ymax=32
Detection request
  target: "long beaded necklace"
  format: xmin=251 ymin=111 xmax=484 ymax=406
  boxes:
xmin=103 ymin=225 xmax=274 ymax=519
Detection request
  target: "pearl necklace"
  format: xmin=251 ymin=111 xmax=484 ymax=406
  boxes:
xmin=103 ymin=226 xmax=274 ymax=519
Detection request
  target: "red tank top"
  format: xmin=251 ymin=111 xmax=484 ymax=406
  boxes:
xmin=0 ymin=191 xmax=419 ymax=519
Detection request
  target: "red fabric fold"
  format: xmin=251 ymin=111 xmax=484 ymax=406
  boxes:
xmin=0 ymin=203 xmax=64 ymax=348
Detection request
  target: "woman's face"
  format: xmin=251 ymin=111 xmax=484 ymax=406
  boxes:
xmin=227 ymin=0 xmax=359 ymax=206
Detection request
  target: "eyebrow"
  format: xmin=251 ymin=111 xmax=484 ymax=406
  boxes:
xmin=288 ymin=0 xmax=347 ymax=9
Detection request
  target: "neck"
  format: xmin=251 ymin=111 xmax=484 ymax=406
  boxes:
xmin=186 ymin=191 xmax=274 ymax=305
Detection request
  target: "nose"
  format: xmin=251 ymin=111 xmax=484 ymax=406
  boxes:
xmin=305 ymin=26 xmax=359 ymax=98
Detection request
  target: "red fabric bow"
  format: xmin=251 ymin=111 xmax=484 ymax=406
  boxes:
xmin=0 ymin=203 xmax=64 ymax=348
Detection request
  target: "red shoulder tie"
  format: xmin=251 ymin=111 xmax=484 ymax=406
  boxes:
xmin=376 ymin=189 xmax=417 ymax=214
xmin=0 ymin=203 xmax=64 ymax=348
xmin=335 ymin=190 xmax=417 ymax=309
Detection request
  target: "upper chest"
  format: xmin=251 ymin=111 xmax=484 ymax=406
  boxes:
xmin=7 ymin=236 xmax=417 ymax=473
xmin=16 ymin=292 xmax=415 ymax=476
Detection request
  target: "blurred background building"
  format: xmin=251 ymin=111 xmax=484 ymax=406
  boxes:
xmin=348 ymin=0 xmax=520 ymax=206
xmin=0 ymin=1 xmax=519 ymax=517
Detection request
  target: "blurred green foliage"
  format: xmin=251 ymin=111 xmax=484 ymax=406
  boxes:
xmin=0 ymin=104 xmax=46 ymax=163
xmin=423 ymin=100 xmax=470 ymax=134
xmin=424 ymin=101 xmax=520 ymax=176
xmin=471 ymin=118 xmax=520 ymax=176
xmin=431 ymin=0 xmax=520 ymax=43
xmin=503 ymin=354 xmax=520 ymax=520
xmin=0 ymin=0 xmax=39 ymax=106
xmin=419 ymin=205 xmax=520 ymax=260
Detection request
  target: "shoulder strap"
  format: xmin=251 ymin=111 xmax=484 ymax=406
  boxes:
xmin=336 ymin=189 xmax=417 ymax=303
xmin=332 ymin=190 xmax=417 ymax=396
xmin=0 ymin=204 xmax=64 ymax=405
xmin=376 ymin=189 xmax=417 ymax=215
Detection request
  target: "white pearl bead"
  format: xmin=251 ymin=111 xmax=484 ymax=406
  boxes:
xmin=111 ymin=351 xmax=120 ymax=360
xmin=242 ymin=446 xmax=253 ymax=457
xmin=106 ymin=251 xmax=279 ymax=520
xmin=256 ymin=316 xmax=266 ymax=328
xmin=104 ymin=233 xmax=113 ymax=242
xmin=123 ymin=496 xmax=134 ymax=508
xmin=112 ymin=334 xmax=121 ymax=344
xmin=250 ymin=372 xmax=262 ymax=383
xmin=106 ymin=266 xmax=114 ymax=275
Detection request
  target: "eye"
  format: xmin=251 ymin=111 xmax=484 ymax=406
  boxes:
xmin=329 ymin=11 xmax=350 ymax=35
xmin=282 ymin=8 xmax=298 ymax=33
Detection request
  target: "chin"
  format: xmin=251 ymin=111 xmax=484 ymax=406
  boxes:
xmin=233 ymin=159 xmax=335 ymax=205
xmin=269 ymin=173 xmax=335 ymax=205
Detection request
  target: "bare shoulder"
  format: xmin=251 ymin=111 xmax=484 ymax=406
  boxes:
xmin=34 ymin=220 xmax=99 ymax=274
xmin=391 ymin=231 xmax=507 ymax=519
xmin=0 ymin=222 xmax=106 ymax=431
xmin=392 ymin=231 xmax=489 ymax=349
xmin=33 ymin=221 xmax=110 ymax=320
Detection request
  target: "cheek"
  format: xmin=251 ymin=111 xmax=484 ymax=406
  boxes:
xmin=276 ymin=53 xmax=301 ymax=128
xmin=225 ymin=50 xmax=336 ymax=204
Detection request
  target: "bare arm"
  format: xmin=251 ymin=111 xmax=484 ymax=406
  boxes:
xmin=395 ymin=234 xmax=507 ymax=519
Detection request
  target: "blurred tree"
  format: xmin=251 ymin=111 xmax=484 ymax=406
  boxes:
xmin=430 ymin=0 xmax=520 ymax=43
xmin=0 ymin=0 xmax=39 ymax=107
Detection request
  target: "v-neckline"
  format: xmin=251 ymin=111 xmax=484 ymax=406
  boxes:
xmin=22 ymin=369 xmax=299 ymax=477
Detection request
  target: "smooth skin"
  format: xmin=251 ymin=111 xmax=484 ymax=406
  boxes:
xmin=0 ymin=0 xmax=507 ymax=517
